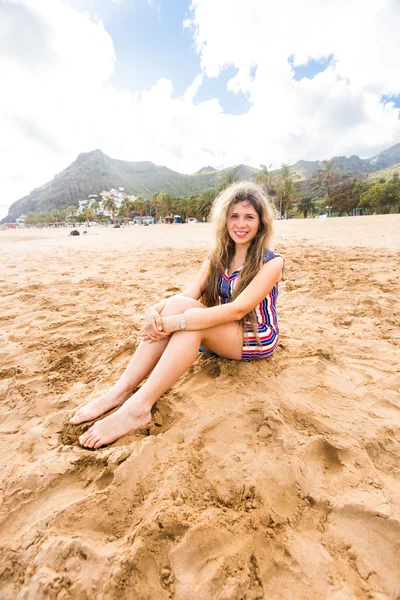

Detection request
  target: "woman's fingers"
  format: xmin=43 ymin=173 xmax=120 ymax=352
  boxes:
xmin=153 ymin=312 xmax=163 ymax=332
xmin=142 ymin=330 xmax=170 ymax=343
xmin=144 ymin=320 xmax=169 ymax=339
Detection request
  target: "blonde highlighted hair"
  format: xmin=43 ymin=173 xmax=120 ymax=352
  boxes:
xmin=201 ymin=181 xmax=276 ymax=327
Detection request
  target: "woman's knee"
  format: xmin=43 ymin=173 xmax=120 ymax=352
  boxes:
xmin=162 ymin=295 xmax=203 ymax=316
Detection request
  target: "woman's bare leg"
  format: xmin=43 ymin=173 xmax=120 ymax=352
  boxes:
xmin=79 ymin=319 xmax=243 ymax=448
xmin=69 ymin=338 xmax=170 ymax=424
xmin=70 ymin=296 xmax=206 ymax=424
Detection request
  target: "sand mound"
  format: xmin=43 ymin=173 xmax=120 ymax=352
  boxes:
xmin=1 ymin=218 xmax=400 ymax=599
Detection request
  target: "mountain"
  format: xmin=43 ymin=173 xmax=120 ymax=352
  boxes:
xmin=2 ymin=150 xmax=257 ymax=222
xmin=286 ymin=143 xmax=400 ymax=179
xmin=366 ymin=143 xmax=400 ymax=170
xmin=197 ymin=166 xmax=217 ymax=174
xmin=3 ymin=143 xmax=400 ymax=222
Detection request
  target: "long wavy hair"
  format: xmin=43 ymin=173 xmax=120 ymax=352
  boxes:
xmin=201 ymin=181 xmax=276 ymax=331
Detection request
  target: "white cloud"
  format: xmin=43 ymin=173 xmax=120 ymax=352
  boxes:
xmin=185 ymin=0 xmax=400 ymax=162
xmin=1 ymin=0 xmax=400 ymax=219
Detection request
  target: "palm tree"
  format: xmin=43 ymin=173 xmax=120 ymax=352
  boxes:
xmin=195 ymin=188 xmax=217 ymax=220
xmin=275 ymin=163 xmax=299 ymax=218
xmin=160 ymin=194 xmax=177 ymax=220
xmin=174 ymin=196 xmax=194 ymax=222
xmin=253 ymin=164 xmax=274 ymax=193
xmin=82 ymin=208 xmax=94 ymax=223
xmin=120 ymin=198 xmax=135 ymax=222
xmin=58 ymin=208 xmax=67 ymax=225
xmin=50 ymin=208 xmax=60 ymax=226
xmin=103 ymin=196 xmax=118 ymax=223
xmin=151 ymin=192 xmax=163 ymax=222
xmin=298 ymin=196 xmax=317 ymax=218
xmin=134 ymin=197 xmax=147 ymax=220
xmin=312 ymin=159 xmax=343 ymax=207
xmin=219 ymin=169 xmax=240 ymax=191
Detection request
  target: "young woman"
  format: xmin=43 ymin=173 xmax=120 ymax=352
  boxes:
xmin=71 ymin=181 xmax=284 ymax=448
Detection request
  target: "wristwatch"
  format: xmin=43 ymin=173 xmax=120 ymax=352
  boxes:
xmin=179 ymin=314 xmax=187 ymax=330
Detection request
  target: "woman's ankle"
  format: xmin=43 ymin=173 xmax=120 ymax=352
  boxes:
xmin=112 ymin=380 xmax=135 ymax=395
xmin=124 ymin=394 xmax=153 ymax=416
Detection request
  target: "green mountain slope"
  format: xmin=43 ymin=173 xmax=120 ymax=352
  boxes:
xmin=367 ymin=161 xmax=400 ymax=182
xmin=3 ymin=151 xmax=257 ymax=222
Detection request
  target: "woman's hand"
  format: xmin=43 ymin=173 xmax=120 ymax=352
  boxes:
xmin=142 ymin=307 xmax=170 ymax=343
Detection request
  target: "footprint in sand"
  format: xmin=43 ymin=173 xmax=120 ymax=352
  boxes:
xmin=327 ymin=504 xmax=400 ymax=595
xmin=302 ymin=436 xmax=344 ymax=480
xmin=0 ymin=453 xmax=115 ymax=543
xmin=369 ymin=400 xmax=400 ymax=423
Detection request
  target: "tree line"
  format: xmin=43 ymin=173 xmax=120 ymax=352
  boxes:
xmin=24 ymin=162 xmax=400 ymax=226
xmin=254 ymin=160 xmax=400 ymax=217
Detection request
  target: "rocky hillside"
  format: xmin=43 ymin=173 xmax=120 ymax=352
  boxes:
xmin=367 ymin=143 xmax=400 ymax=170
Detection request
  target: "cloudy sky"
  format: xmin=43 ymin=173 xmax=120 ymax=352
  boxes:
xmin=1 ymin=0 xmax=400 ymax=219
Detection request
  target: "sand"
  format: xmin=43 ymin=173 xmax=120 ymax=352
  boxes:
xmin=0 ymin=215 xmax=399 ymax=600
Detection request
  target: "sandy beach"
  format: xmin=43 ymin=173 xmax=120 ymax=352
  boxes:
xmin=1 ymin=214 xmax=400 ymax=599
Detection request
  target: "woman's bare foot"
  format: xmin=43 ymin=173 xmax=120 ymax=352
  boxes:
xmin=78 ymin=400 xmax=152 ymax=449
xmin=70 ymin=385 xmax=133 ymax=425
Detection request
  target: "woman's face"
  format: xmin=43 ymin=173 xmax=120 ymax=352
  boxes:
xmin=227 ymin=200 xmax=260 ymax=248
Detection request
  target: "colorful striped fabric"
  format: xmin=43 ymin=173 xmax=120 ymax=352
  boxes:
xmin=218 ymin=249 xmax=283 ymax=361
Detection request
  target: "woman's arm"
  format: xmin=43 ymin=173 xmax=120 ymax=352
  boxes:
xmin=143 ymin=258 xmax=210 ymax=339
xmin=162 ymin=257 xmax=284 ymax=333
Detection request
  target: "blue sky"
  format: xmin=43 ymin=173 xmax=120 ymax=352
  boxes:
xmin=1 ymin=0 xmax=400 ymax=218
xmin=66 ymin=0 xmax=254 ymax=114
xmin=70 ymin=0 xmax=400 ymax=112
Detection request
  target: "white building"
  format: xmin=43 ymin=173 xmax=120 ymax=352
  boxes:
xmin=78 ymin=188 xmax=136 ymax=217
xmin=15 ymin=214 xmax=26 ymax=227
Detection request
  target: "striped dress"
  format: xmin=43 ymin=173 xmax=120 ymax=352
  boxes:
xmin=219 ymin=249 xmax=283 ymax=361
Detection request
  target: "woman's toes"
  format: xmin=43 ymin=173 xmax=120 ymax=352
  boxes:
xmin=82 ymin=429 xmax=101 ymax=448
xmin=79 ymin=429 xmax=92 ymax=444
xmin=88 ymin=435 xmax=101 ymax=449
xmin=71 ymin=409 xmax=87 ymax=424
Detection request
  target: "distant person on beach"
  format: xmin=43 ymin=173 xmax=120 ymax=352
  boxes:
xmin=71 ymin=182 xmax=284 ymax=448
